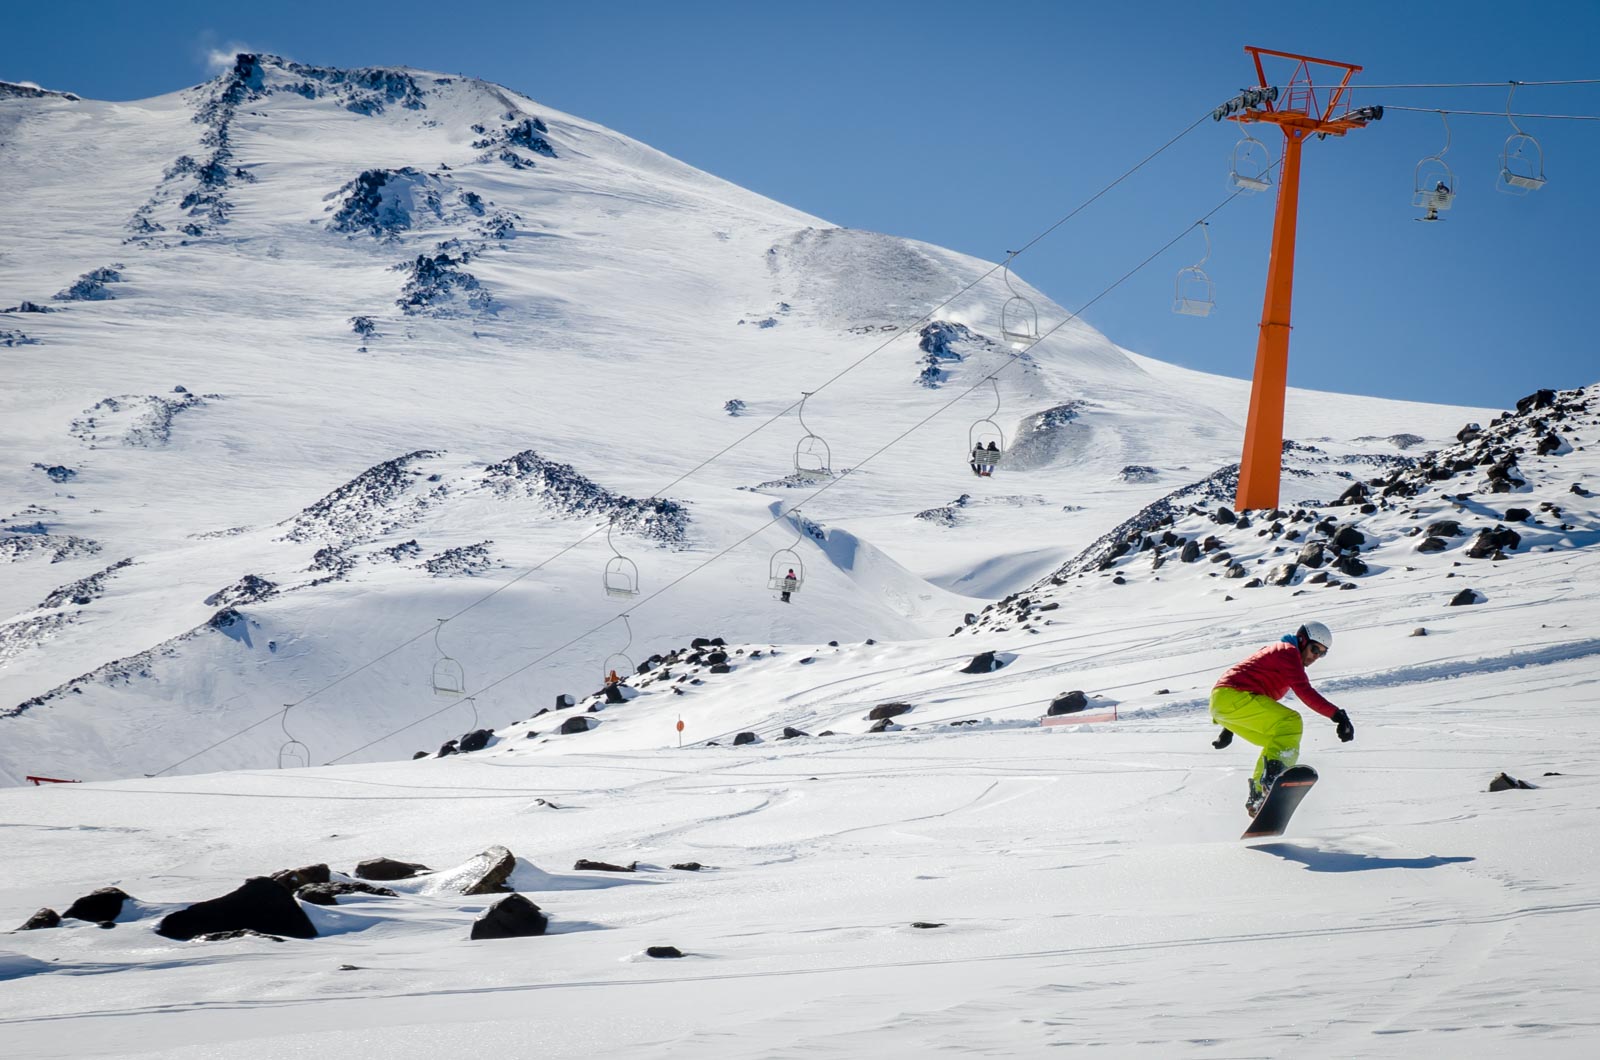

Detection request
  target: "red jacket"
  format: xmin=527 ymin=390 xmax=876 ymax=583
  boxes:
xmin=1215 ymin=641 xmax=1339 ymax=719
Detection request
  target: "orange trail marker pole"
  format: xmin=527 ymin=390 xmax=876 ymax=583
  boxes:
xmin=1231 ymin=46 xmax=1377 ymax=511
xmin=676 ymin=717 xmax=684 ymax=749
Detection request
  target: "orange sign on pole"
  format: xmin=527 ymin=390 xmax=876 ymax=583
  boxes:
xmin=1231 ymin=46 xmax=1378 ymax=511
xmin=676 ymin=717 xmax=684 ymax=748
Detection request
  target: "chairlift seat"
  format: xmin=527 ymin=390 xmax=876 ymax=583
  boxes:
xmin=433 ymin=658 xmax=466 ymax=696
xmin=1173 ymin=296 xmax=1214 ymax=317
xmin=1231 ymin=172 xmax=1273 ymax=193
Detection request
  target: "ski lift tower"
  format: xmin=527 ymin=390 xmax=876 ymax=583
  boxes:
xmin=1230 ymin=46 xmax=1380 ymax=511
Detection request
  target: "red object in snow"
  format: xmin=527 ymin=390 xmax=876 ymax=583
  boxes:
xmin=25 ymin=775 xmax=81 ymax=786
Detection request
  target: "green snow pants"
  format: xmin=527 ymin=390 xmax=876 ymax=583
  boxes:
xmin=1210 ymin=686 xmax=1303 ymax=784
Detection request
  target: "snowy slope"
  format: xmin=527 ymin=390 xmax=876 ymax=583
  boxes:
xmin=2 ymin=55 xmax=1599 ymax=1059
xmin=1 ymin=390 xmax=1596 ymax=1056
xmin=0 ymin=53 xmax=1497 ymax=790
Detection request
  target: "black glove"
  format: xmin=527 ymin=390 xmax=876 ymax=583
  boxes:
xmin=1212 ymin=727 xmax=1234 ymax=749
xmin=1331 ymin=709 xmax=1355 ymax=743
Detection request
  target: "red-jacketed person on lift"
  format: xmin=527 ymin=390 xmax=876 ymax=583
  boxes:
xmin=1210 ymin=621 xmax=1355 ymax=816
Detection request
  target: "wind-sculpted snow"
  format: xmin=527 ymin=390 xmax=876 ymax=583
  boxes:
xmin=52 ymin=266 xmax=123 ymax=301
xmin=69 ymin=390 xmax=212 ymax=448
xmin=482 ymin=450 xmax=689 ymax=544
xmin=39 ymin=557 xmax=134 ymax=609
xmin=284 ymin=450 xmax=446 ymax=548
xmin=916 ymin=320 xmax=990 ymax=387
xmin=325 ymin=168 xmax=448 ymax=239
xmin=0 ymin=80 xmax=80 ymax=101
xmin=0 ymin=533 xmax=101 ymax=564
xmin=4 ymin=608 xmax=253 ymax=718
xmin=423 ymin=541 xmax=496 ymax=577
xmin=1004 ymin=402 xmax=1084 ymax=470
xmin=472 ymin=114 xmax=558 ymax=169
xmin=0 ymin=327 xmax=37 ymax=347
xmin=394 ymin=250 xmax=490 ymax=315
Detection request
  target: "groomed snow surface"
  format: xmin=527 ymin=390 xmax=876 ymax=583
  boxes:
xmin=2 ymin=56 xmax=1598 ymax=1057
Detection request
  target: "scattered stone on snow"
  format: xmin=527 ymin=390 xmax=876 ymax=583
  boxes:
xmin=157 ymin=877 xmax=317 ymax=941
xmin=62 ymin=886 xmax=132 ymax=924
xmin=355 ymin=857 xmax=430 ymax=881
xmin=645 ymin=945 xmax=684 ymax=958
xmin=574 ymin=859 xmax=637 ymax=873
xmin=295 ymin=882 xmax=399 ymax=905
xmin=470 ymin=894 xmax=547 ymax=940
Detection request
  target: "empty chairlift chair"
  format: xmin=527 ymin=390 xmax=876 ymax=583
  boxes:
xmin=1000 ymin=257 xmax=1042 ymax=349
xmin=1497 ymin=83 xmax=1547 ymax=195
xmin=431 ymin=618 xmax=467 ymax=696
xmin=793 ymin=391 xmax=832 ymax=477
xmin=1229 ymin=129 xmax=1275 ymax=193
xmin=278 ymin=708 xmax=310 ymax=769
xmin=603 ymin=518 xmax=641 ymax=598
xmin=1172 ymin=222 xmax=1215 ymax=317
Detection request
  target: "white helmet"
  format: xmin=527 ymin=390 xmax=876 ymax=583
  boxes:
xmin=1298 ymin=621 xmax=1333 ymax=651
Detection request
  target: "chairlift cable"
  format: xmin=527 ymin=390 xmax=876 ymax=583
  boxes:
xmin=150 ymin=101 xmax=1237 ymax=778
xmin=1382 ymin=105 xmax=1600 ymax=121
xmin=324 ymin=174 xmax=1271 ymax=765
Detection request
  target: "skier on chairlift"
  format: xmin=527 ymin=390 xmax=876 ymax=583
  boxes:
xmin=779 ymin=568 xmax=798 ymax=603
xmin=605 ymin=669 xmax=622 ymax=687
xmin=1208 ymin=620 xmax=1355 ymax=817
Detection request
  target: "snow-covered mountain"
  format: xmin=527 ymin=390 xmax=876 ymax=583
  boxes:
xmin=0 ymin=55 xmax=1507 ymax=784
xmin=4 ymin=56 xmax=1599 ymax=1058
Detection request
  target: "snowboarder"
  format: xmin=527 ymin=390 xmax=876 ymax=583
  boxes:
xmin=779 ymin=568 xmax=797 ymax=603
xmin=1210 ymin=620 xmax=1355 ymax=816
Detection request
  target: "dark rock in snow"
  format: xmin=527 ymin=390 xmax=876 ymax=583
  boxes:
xmin=1411 ymin=627 xmax=1428 ymax=637
xmin=1335 ymin=555 xmax=1368 ymax=577
xmin=63 ymin=886 xmax=131 ymax=924
xmin=295 ymin=882 xmax=398 ymax=906
xmin=868 ymin=717 xmax=895 ymax=733
xmin=1330 ymin=525 xmax=1366 ymax=553
xmin=911 ymin=922 xmax=946 ymax=929
xmin=470 ymin=894 xmax=547 ymax=940
xmin=868 ymin=702 xmax=914 ymax=720
xmin=1266 ymin=562 xmax=1298 ymax=587
xmin=555 ymin=693 xmax=576 ymax=709
xmin=561 ymin=716 xmax=596 ymax=734
xmin=574 ymin=859 xmax=636 ymax=873
xmin=192 ymin=928 xmax=284 ymax=942
xmin=959 ymin=651 xmax=1006 ymax=674
xmin=1180 ymin=540 xmax=1201 ymax=563
xmin=646 ymin=945 xmax=684 ymax=958
xmin=1048 ymin=690 xmax=1089 ymax=715
xmin=18 ymin=908 xmax=61 ymax=930
xmin=458 ymin=728 xmax=493 ymax=753
xmin=602 ymin=684 xmax=625 ymax=704
xmin=355 ymin=857 xmax=430 ymax=881
xmin=1488 ymin=772 xmax=1535 ymax=792
xmin=1504 ymin=507 xmax=1532 ymax=523
xmin=1415 ymin=536 xmax=1449 ymax=553
xmin=1296 ymin=542 xmax=1326 ymax=568
xmin=1448 ymin=588 xmax=1480 ymax=606
xmin=779 ymin=727 xmax=808 ymax=740
xmin=271 ymin=864 xmax=331 ymax=892
xmin=671 ymin=862 xmax=704 ymax=871
xmin=1466 ymin=526 xmax=1521 ymax=559
xmin=437 ymin=846 xmax=517 ymax=895
xmin=732 ymin=731 xmax=758 ymax=746
xmin=203 ymin=574 xmax=277 ymax=607
xmin=157 ymin=877 xmax=317 ymax=941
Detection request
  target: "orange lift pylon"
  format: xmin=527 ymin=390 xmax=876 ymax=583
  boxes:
xmin=1231 ymin=46 xmax=1380 ymax=511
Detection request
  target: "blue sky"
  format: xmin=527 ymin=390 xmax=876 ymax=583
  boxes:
xmin=4 ymin=1 xmax=1596 ymax=410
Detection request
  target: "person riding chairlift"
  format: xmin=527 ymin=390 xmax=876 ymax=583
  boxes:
xmin=780 ymin=568 xmax=798 ymax=603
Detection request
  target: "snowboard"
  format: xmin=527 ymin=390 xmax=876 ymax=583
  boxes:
xmin=1241 ymin=765 xmax=1319 ymax=840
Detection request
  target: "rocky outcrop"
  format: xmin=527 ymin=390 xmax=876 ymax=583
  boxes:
xmin=157 ymin=877 xmax=317 ymax=941
xmin=470 ymin=894 xmax=547 ymax=939
xmin=355 ymin=857 xmax=430 ymax=881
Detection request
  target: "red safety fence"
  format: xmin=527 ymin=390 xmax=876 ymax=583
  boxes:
xmin=25 ymin=775 xmax=81 ymax=785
